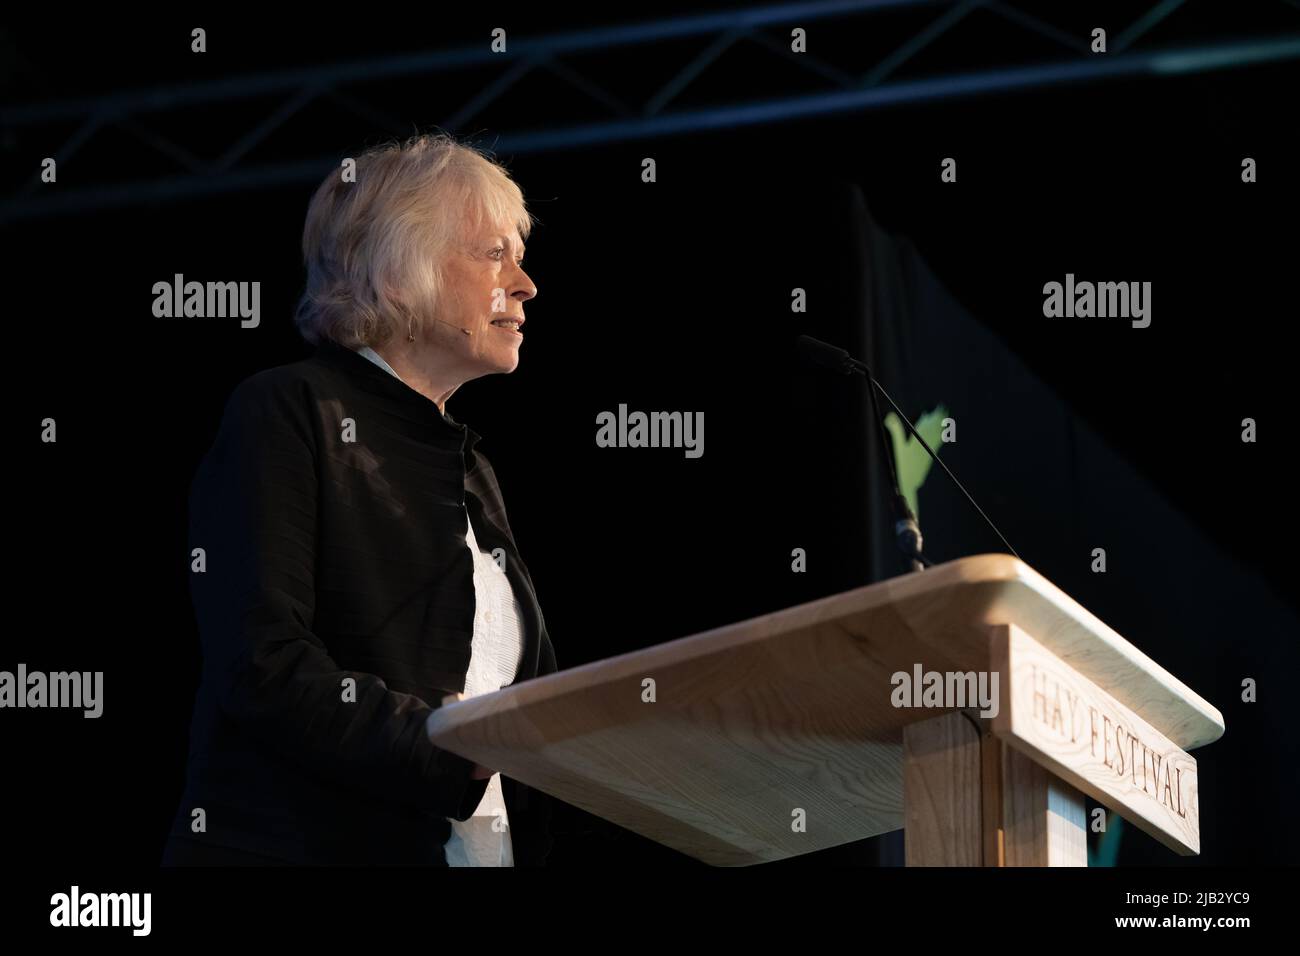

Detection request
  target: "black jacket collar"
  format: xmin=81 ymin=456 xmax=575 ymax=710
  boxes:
xmin=314 ymin=339 xmax=482 ymax=452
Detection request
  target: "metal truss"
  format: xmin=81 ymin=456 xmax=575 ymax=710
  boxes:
xmin=3 ymin=0 xmax=1299 ymax=223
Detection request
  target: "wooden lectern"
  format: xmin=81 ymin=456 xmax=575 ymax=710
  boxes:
xmin=427 ymin=555 xmax=1224 ymax=866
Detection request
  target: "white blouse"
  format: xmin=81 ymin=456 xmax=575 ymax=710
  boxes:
xmin=354 ymin=346 xmax=526 ymax=867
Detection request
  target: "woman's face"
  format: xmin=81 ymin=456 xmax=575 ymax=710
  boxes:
xmin=432 ymin=220 xmax=537 ymax=377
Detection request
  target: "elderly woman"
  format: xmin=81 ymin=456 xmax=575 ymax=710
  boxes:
xmin=162 ymin=133 xmax=557 ymax=866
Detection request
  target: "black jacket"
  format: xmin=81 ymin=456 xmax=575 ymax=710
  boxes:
xmin=163 ymin=340 xmax=559 ymax=865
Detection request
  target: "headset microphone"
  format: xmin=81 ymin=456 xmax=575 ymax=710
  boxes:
xmin=428 ymin=316 xmax=473 ymax=335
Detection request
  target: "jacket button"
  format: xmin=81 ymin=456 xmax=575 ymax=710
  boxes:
xmin=484 ymin=610 xmax=495 ymax=623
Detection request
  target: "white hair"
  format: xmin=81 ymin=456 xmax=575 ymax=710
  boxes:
xmin=294 ymin=131 xmax=535 ymax=348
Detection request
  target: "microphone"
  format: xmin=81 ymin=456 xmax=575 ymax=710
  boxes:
xmin=796 ymin=335 xmax=861 ymax=375
xmin=796 ymin=334 xmax=1021 ymax=570
xmin=428 ymin=316 xmax=473 ymax=335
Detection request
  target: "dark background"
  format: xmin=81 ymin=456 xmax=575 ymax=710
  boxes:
xmin=4 ymin=2 xmax=1298 ymax=874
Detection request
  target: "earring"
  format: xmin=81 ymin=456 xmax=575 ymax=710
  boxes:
xmin=407 ymin=316 xmax=415 ymax=342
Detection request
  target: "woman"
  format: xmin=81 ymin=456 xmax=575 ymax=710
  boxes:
xmin=162 ymin=132 xmax=558 ymax=866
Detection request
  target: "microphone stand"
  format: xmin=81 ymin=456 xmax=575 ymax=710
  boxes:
xmin=797 ymin=335 xmax=1021 ymax=576
xmin=862 ymin=364 xmax=929 ymax=573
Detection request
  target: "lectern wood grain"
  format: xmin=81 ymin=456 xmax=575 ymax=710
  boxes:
xmin=903 ymin=711 xmax=1087 ymax=866
xmin=1001 ymin=742 xmax=1088 ymax=866
xmin=903 ymin=712 xmax=982 ymax=865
